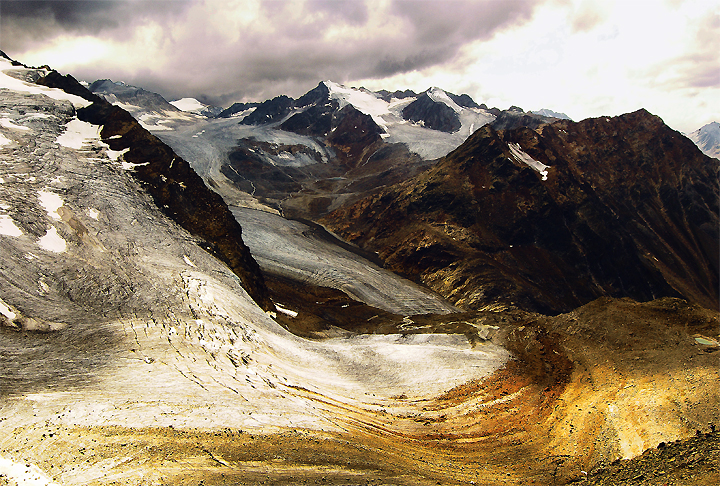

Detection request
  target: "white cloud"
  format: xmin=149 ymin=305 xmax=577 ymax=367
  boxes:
xmin=357 ymin=0 xmax=719 ymax=132
xmin=4 ymin=0 xmax=717 ymax=132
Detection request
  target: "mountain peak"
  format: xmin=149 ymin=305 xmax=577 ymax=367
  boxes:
xmin=687 ymin=120 xmax=720 ymax=159
xmin=170 ymin=97 xmax=205 ymax=112
xmin=532 ymin=108 xmax=571 ymax=120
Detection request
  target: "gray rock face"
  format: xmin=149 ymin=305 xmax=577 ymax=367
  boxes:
xmin=89 ymin=78 xmax=180 ymax=114
xmin=401 ymin=92 xmax=462 ymax=133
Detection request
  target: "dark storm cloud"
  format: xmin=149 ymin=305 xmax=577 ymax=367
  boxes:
xmin=1 ymin=0 xmax=118 ymax=28
xmin=0 ymin=0 xmax=193 ymax=52
xmin=371 ymin=0 xmax=538 ymax=76
xmin=1 ymin=0 xmax=544 ymax=106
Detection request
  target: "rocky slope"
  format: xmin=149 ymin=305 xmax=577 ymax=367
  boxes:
xmin=322 ymin=110 xmax=719 ymax=314
xmin=36 ymin=68 xmax=273 ymax=311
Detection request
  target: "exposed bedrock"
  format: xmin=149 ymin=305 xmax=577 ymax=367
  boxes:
xmin=322 ymin=110 xmax=720 ymax=314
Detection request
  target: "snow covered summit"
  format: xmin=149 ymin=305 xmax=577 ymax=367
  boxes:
xmin=687 ymin=121 xmax=720 ymax=159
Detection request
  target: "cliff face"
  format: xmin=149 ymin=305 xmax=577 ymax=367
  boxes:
xmin=37 ymin=71 xmax=273 ymax=311
xmin=322 ymin=109 xmax=719 ymax=314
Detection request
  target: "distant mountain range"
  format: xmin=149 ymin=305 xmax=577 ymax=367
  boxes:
xmin=83 ymin=76 xmax=720 ymax=315
xmin=531 ymin=108 xmax=572 ymax=120
xmin=88 ymin=79 xmax=576 ymax=218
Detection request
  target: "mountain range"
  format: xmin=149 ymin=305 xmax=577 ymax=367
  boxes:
xmin=1 ymin=50 xmax=718 ymax=486
xmin=87 ymin=78 xmax=587 ymax=220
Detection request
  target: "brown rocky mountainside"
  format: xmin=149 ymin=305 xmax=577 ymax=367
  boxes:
xmin=322 ymin=109 xmax=719 ymax=314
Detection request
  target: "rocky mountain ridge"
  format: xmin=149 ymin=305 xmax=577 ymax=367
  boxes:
xmin=90 ymin=79 xmax=567 ymax=219
xmin=37 ymin=68 xmax=273 ymax=311
xmin=322 ymin=109 xmax=720 ymax=315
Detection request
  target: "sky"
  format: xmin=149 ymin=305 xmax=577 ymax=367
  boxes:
xmin=0 ymin=0 xmax=717 ymax=133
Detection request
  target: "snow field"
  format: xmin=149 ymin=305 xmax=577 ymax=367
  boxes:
xmin=0 ymin=455 xmax=58 ymax=486
xmin=0 ymin=58 xmax=91 ymax=109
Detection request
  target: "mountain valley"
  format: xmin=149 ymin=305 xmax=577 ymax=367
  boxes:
xmin=0 ymin=52 xmax=718 ymax=486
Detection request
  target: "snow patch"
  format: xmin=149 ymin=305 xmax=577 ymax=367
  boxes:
xmin=87 ymin=208 xmax=100 ymax=220
xmin=38 ymin=190 xmax=64 ymax=220
xmin=0 ymin=133 xmax=11 ymax=146
xmin=37 ymin=226 xmax=67 ymax=253
xmin=55 ymin=118 xmax=102 ymax=149
xmin=171 ymin=98 xmax=205 ymax=112
xmin=0 ymin=117 xmax=29 ymax=130
xmin=0 ymin=214 xmax=23 ymax=237
xmin=106 ymin=147 xmax=129 ymax=161
xmin=427 ymin=87 xmax=462 ymax=113
xmin=121 ymin=161 xmax=149 ymax=171
xmin=508 ymin=143 xmax=549 ymax=181
xmin=0 ymin=58 xmax=91 ymax=109
xmin=0 ymin=455 xmax=58 ymax=486
xmin=183 ymin=255 xmax=197 ymax=268
xmin=275 ymin=304 xmax=298 ymax=318
xmin=0 ymin=297 xmax=17 ymax=320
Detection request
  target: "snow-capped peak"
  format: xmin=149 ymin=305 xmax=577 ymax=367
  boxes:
xmin=687 ymin=121 xmax=720 ymax=159
xmin=532 ymin=108 xmax=572 ymax=120
xmin=427 ymin=87 xmax=462 ymax=114
xmin=170 ymin=97 xmax=206 ymax=112
xmin=324 ymin=81 xmax=391 ymax=131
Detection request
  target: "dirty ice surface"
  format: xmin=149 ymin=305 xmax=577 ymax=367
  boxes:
xmin=0 ymin=68 xmax=509 ymax=436
xmin=233 ymin=207 xmax=459 ymax=316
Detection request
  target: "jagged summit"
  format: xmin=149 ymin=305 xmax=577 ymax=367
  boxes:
xmin=532 ymin=108 xmax=572 ymax=120
xmin=687 ymin=121 xmax=720 ymax=159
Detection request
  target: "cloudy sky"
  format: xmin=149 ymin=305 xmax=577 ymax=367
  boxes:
xmin=1 ymin=0 xmax=717 ymax=132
